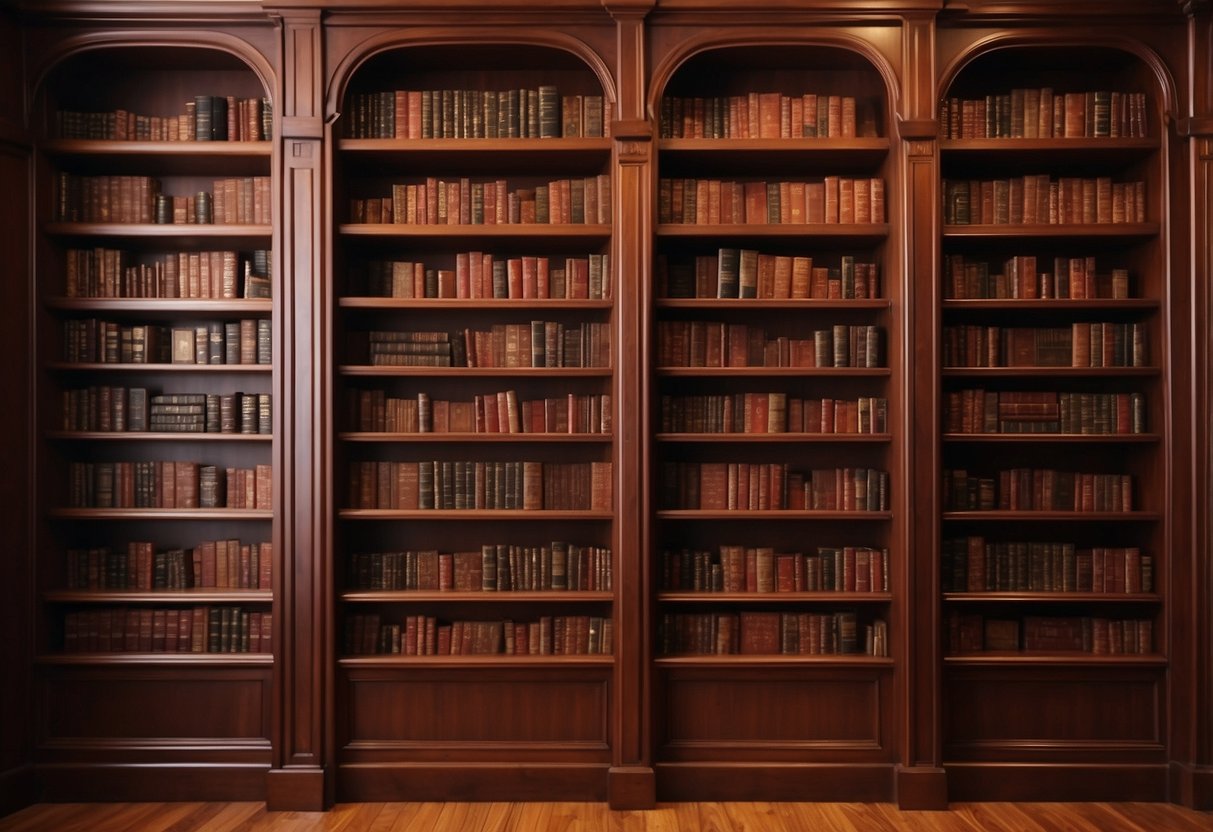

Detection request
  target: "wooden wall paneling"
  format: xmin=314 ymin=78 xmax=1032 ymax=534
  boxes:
xmin=265 ymin=7 xmax=328 ymax=813
xmin=0 ymin=3 xmax=34 ymax=818
xmin=20 ymin=13 xmax=282 ymax=802
xmin=604 ymin=0 xmax=657 ymax=811
xmin=1176 ymin=0 xmax=1213 ymax=811
xmin=897 ymin=8 xmax=947 ymax=813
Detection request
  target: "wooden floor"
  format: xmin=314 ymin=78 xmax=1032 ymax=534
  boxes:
xmin=0 ymin=802 xmax=1210 ymax=832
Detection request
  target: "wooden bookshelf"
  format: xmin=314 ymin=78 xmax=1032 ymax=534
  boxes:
xmin=935 ymin=42 xmax=1175 ymax=802
xmin=26 ymin=38 xmax=278 ymax=804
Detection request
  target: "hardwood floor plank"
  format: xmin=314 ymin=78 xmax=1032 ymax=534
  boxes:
xmin=2 ymin=801 xmax=1212 ymax=831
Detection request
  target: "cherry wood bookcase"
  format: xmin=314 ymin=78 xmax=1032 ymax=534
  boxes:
xmin=0 ymin=0 xmax=1211 ymax=816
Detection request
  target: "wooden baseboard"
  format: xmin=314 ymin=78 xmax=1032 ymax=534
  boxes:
xmin=336 ymin=763 xmax=609 ymax=802
xmin=896 ymin=765 xmax=948 ymax=810
xmin=37 ymin=763 xmax=268 ymax=802
xmin=946 ymin=763 xmax=1168 ymax=802
xmin=608 ymin=766 xmax=655 ymax=809
xmin=266 ymin=767 xmax=328 ymax=812
xmin=1169 ymin=761 xmax=1213 ymax=810
xmin=655 ymin=763 xmax=894 ymax=802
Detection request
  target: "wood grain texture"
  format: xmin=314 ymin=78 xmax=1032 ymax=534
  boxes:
xmin=2 ymin=802 xmax=1213 ymax=832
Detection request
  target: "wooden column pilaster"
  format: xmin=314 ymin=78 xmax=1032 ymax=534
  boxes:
xmin=896 ymin=8 xmax=948 ymax=812
xmin=1174 ymin=0 xmax=1213 ymax=811
xmin=605 ymin=0 xmax=656 ymax=810
xmin=264 ymin=6 xmax=329 ymax=812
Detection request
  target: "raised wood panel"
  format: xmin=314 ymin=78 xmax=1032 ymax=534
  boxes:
xmin=37 ymin=668 xmax=272 ymax=743
xmin=342 ymin=669 xmax=611 ymax=751
xmin=656 ymin=762 xmax=894 ymax=802
xmin=659 ymin=669 xmax=892 ymax=759
xmin=944 ymin=669 xmax=1164 ymax=758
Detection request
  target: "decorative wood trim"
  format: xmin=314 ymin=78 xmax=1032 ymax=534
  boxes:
xmin=896 ymin=765 xmax=948 ymax=810
xmin=266 ymin=767 xmax=328 ymax=811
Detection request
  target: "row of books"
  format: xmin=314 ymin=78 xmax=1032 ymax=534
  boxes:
xmin=943 ymin=389 xmax=1145 ymax=435
xmin=948 ymin=322 xmax=1148 ymax=370
xmin=346 ymin=389 xmax=610 ymax=435
xmin=356 ymin=323 xmax=609 ymax=369
xmin=343 ymin=614 xmax=612 ymax=656
xmin=661 ymin=545 xmax=889 ymax=593
xmin=944 ymin=254 xmax=1129 ymax=301
xmin=68 ymin=461 xmax=273 ymax=510
xmin=62 ymin=606 xmax=272 ymax=654
xmin=63 ymin=318 xmax=272 ymax=365
xmin=947 ymin=612 xmax=1153 ymax=655
xmin=656 ymin=322 xmax=882 ymax=368
xmin=940 ymin=89 xmax=1147 ymax=140
xmin=343 ymin=87 xmax=607 ymax=139
xmin=941 ymin=176 xmax=1147 ymax=225
xmin=56 ymin=95 xmax=273 ymax=142
xmin=658 ymin=610 xmax=887 ymax=657
xmin=941 ymin=537 xmax=1151 ymax=594
xmin=347 ymin=542 xmax=611 ymax=592
xmin=347 ymin=460 xmax=612 ymax=511
xmin=660 ymin=463 xmax=889 ymax=512
xmin=942 ymin=323 xmax=1148 ymax=368
xmin=65 ymin=248 xmax=271 ymax=299
xmin=358 ymin=253 xmax=609 ymax=300
xmin=659 ymin=176 xmax=886 ymax=225
xmin=66 ymin=539 xmax=273 ymax=591
xmin=943 ymin=468 xmax=1134 ymax=512
xmin=350 ymin=175 xmax=612 ymax=225
xmin=55 ymin=174 xmax=272 ymax=224
xmin=658 ymin=92 xmax=875 ymax=139
xmin=61 ymin=388 xmax=272 ymax=435
xmin=659 ymin=394 xmax=887 ymax=435
xmin=656 ymin=251 xmax=879 ymax=300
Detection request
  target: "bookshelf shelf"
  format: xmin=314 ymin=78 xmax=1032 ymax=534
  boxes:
xmin=943 ymin=653 xmax=1167 ymax=667
xmin=941 ymin=223 xmax=1159 ymax=239
xmin=338 ymin=366 xmax=611 ymax=378
xmin=47 ymin=362 xmax=271 ymax=374
xmin=341 ymin=591 xmax=614 ymax=603
xmin=34 ymin=653 xmax=274 ymax=667
xmin=657 ymin=510 xmax=892 ymax=521
xmin=941 ymin=433 xmax=1159 ymax=444
xmin=48 ymin=508 xmax=273 ymax=520
xmin=339 ymin=224 xmax=612 ymax=241
xmin=940 ymin=511 xmax=1160 ymax=522
xmin=46 ymin=298 xmax=273 ymax=314
xmin=45 ymin=589 xmax=274 ymax=604
xmin=338 ymin=509 xmax=613 ymax=521
xmin=339 ymin=298 xmax=612 ymax=310
xmin=45 ymin=431 xmax=272 ymax=442
xmin=659 ymin=592 xmax=893 ymax=603
xmin=338 ymin=432 xmax=610 ymax=443
xmin=45 ymin=222 xmax=273 ymax=241
xmin=942 ymin=592 xmax=1161 ymax=603
xmin=43 ymin=139 xmax=273 ymax=176
xmin=656 ymin=223 xmax=888 ymax=241
xmin=655 ymin=298 xmax=890 ymax=310
xmin=656 ymin=433 xmax=890 ymax=444
xmin=656 ymin=367 xmax=891 ymax=378
xmin=337 ymin=655 xmax=614 ymax=669
xmin=654 ymin=655 xmax=896 ymax=668
xmin=940 ymin=299 xmax=1158 ymax=311
xmin=941 ymin=367 xmax=1159 ymax=378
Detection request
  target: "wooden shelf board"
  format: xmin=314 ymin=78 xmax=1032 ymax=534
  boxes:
xmin=941 ymin=433 xmax=1159 ymax=444
xmin=943 ymin=653 xmax=1166 ymax=667
xmin=337 ymin=655 xmax=613 ymax=668
xmin=49 ymin=508 xmax=272 ymax=520
xmin=339 ymin=432 xmax=610 ymax=443
xmin=656 ymin=432 xmax=890 ymax=443
xmin=35 ymin=652 xmax=273 ymax=666
xmin=655 ymin=298 xmax=889 ymax=309
xmin=340 ymin=591 xmax=613 ymax=603
xmin=45 ymin=223 xmax=272 ymax=240
xmin=941 ymin=298 xmax=1157 ymax=310
xmin=44 ymin=139 xmax=273 ymax=157
xmin=654 ymin=655 xmax=894 ymax=668
xmin=45 ymin=590 xmax=273 ymax=603
xmin=941 ymin=366 xmax=1159 ymax=378
xmin=339 ymin=509 xmax=613 ymax=521
xmin=339 ymin=297 xmax=612 ymax=310
xmin=941 ymin=511 xmax=1160 ymax=522
xmin=942 ymin=592 xmax=1161 ymax=603
xmin=339 ymin=223 xmax=611 ymax=239
xmin=47 ymin=362 xmax=270 ymax=374
xmin=658 ymin=592 xmax=893 ymax=603
xmin=657 ymin=510 xmax=892 ymax=521
xmin=339 ymin=365 xmax=610 ymax=377
xmin=656 ymin=367 xmax=889 ymax=377
xmin=941 ymin=223 xmax=1158 ymax=239
xmin=46 ymin=298 xmax=273 ymax=313
xmin=656 ymin=223 xmax=888 ymax=239
xmin=338 ymin=136 xmax=612 ymax=155
xmin=46 ymin=431 xmax=271 ymax=442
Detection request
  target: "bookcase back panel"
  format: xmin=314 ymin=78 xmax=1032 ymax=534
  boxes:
xmin=943 ymin=670 xmax=1163 ymax=755
xmin=341 ymin=670 xmax=610 ymax=751
xmin=37 ymin=667 xmax=272 ymax=743
xmin=659 ymin=670 xmax=892 ymax=755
